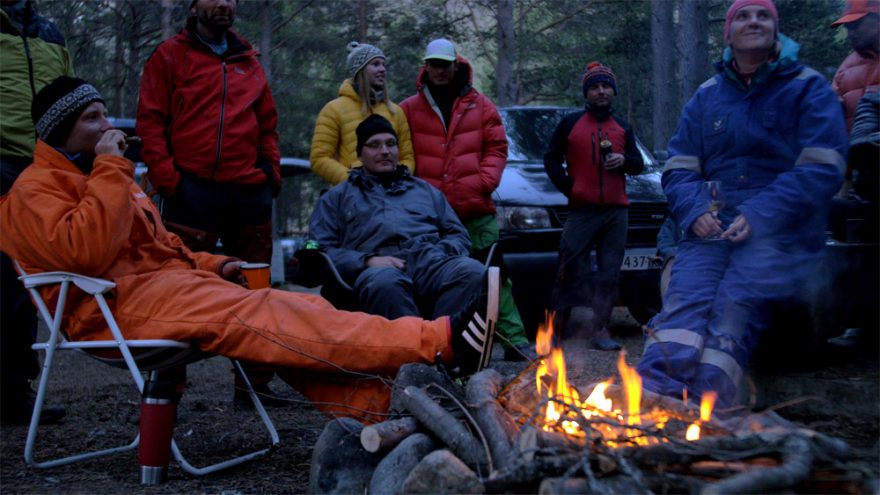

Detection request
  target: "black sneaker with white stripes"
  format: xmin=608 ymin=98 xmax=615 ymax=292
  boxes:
xmin=449 ymin=266 xmax=499 ymax=375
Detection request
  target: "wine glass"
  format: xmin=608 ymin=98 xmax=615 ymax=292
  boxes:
xmin=701 ymin=181 xmax=725 ymax=241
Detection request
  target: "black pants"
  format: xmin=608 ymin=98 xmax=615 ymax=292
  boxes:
xmin=551 ymin=205 xmax=628 ymax=334
xmin=1 ymin=156 xmax=40 ymax=395
xmin=161 ymin=172 xmax=275 ymax=388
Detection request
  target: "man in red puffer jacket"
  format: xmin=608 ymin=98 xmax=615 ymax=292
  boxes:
xmin=401 ymin=38 xmax=533 ymax=362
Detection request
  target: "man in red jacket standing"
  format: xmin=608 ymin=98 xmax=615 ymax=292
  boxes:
xmin=400 ymin=38 xmax=533 ymax=362
xmin=544 ymin=62 xmax=644 ymax=350
xmin=136 ymin=0 xmax=282 ymax=408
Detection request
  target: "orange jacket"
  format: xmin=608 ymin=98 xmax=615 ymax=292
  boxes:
xmin=0 ymin=141 xmax=230 ymax=335
xmin=833 ymin=50 xmax=880 ymax=130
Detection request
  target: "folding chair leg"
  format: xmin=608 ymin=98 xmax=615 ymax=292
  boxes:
xmin=169 ymin=360 xmax=280 ymax=476
xmin=24 ymin=333 xmax=141 ymax=468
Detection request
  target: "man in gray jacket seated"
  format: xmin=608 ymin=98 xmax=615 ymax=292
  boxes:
xmin=310 ymin=114 xmax=487 ymax=320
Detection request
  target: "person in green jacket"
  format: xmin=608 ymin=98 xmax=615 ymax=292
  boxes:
xmin=0 ymin=0 xmax=73 ymax=424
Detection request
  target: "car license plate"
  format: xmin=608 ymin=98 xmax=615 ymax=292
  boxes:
xmin=620 ymin=254 xmax=660 ymax=271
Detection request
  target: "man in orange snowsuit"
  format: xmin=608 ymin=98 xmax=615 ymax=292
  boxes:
xmin=0 ymin=77 xmax=498 ymax=422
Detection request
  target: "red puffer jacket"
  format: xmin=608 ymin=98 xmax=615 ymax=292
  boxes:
xmin=400 ymin=57 xmax=507 ymax=221
xmin=136 ymin=18 xmax=280 ymax=196
xmin=832 ymin=50 xmax=879 ymax=131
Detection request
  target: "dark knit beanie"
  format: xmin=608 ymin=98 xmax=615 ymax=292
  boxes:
xmin=582 ymin=62 xmax=617 ymax=97
xmin=32 ymin=76 xmax=104 ymax=147
xmin=356 ymin=114 xmax=397 ymax=156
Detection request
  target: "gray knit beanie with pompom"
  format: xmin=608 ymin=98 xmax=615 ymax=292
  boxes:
xmin=346 ymin=41 xmax=385 ymax=78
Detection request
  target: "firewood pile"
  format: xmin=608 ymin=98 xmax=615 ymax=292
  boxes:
xmin=308 ymin=363 xmax=867 ymax=494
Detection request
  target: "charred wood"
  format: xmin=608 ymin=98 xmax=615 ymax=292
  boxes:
xmin=703 ymin=434 xmax=813 ymax=494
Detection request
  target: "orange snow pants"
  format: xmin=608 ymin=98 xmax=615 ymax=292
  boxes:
xmin=63 ymin=270 xmax=452 ymax=422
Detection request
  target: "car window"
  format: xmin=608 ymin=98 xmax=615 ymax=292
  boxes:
xmin=501 ymin=108 xmax=576 ymax=161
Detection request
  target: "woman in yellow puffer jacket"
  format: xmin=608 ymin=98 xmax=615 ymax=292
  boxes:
xmin=309 ymin=42 xmax=414 ymax=185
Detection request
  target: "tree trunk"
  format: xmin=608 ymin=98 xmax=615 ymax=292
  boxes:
xmin=357 ymin=0 xmax=368 ymax=41
xmin=651 ymin=0 xmax=676 ymax=152
xmin=260 ymin=0 xmax=274 ymax=85
xmin=113 ymin=9 xmax=125 ymax=116
xmin=161 ymin=0 xmax=175 ymax=41
xmin=679 ymin=0 xmax=709 ymax=106
xmin=495 ymin=0 xmax=516 ymax=106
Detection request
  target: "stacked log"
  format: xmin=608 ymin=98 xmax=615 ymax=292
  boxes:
xmin=308 ymin=364 xmax=864 ymax=495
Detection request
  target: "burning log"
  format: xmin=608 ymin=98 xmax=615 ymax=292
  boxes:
xmin=368 ymin=432 xmax=436 ymax=495
xmin=400 ymin=449 xmax=485 ymax=494
xmin=307 ymin=315 xmax=864 ymax=494
xmin=398 ymin=385 xmax=488 ymax=469
xmin=465 ymin=369 xmax=520 ymax=472
xmin=360 ymin=416 xmax=420 ymax=454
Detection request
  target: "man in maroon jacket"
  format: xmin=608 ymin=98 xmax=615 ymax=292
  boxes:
xmin=544 ymin=62 xmax=644 ymax=350
xmin=400 ymin=38 xmax=533 ymax=362
xmin=136 ymin=0 xmax=282 ymax=408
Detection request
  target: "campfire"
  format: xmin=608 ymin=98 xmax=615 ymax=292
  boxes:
xmin=309 ymin=315 xmax=859 ymax=495
xmin=534 ymin=316 xmax=716 ymax=447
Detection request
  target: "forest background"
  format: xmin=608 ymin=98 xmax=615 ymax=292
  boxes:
xmin=36 ymin=0 xmax=851 ymax=235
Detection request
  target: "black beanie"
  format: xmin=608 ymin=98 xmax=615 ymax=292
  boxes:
xmin=32 ymin=76 xmax=104 ymax=147
xmin=356 ymin=114 xmax=397 ymax=156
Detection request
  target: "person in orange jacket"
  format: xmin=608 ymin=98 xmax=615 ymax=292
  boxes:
xmin=831 ymin=0 xmax=879 ymax=131
xmin=1 ymin=76 xmax=498 ymax=423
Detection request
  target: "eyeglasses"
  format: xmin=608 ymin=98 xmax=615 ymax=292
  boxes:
xmin=426 ymin=59 xmax=454 ymax=69
xmin=363 ymin=139 xmax=398 ymax=150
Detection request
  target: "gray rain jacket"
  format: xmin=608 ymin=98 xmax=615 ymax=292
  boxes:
xmin=309 ymin=166 xmax=472 ymax=284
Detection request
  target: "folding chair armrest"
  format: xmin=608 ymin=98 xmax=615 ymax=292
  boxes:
xmin=293 ymin=249 xmax=353 ymax=291
xmin=19 ymin=271 xmax=115 ymax=295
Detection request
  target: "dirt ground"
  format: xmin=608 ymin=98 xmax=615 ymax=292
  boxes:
xmin=2 ymin=309 xmax=877 ymax=494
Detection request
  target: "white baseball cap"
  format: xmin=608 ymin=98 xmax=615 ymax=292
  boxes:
xmin=424 ymin=38 xmax=456 ymax=62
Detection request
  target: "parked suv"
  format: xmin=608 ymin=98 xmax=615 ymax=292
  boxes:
xmin=494 ymin=106 xmax=667 ymax=335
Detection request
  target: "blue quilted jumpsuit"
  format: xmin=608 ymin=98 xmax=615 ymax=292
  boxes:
xmin=636 ymin=35 xmax=848 ymax=408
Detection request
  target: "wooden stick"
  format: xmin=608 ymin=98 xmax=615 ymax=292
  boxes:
xmin=466 ymin=369 xmax=520 ymax=472
xmin=360 ymin=416 xmax=420 ymax=453
xmin=703 ymin=434 xmax=814 ymax=495
xmin=368 ymin=433 xmax=436 ymax=495
xmin=399 ymin=385 xmax=487 ymax=468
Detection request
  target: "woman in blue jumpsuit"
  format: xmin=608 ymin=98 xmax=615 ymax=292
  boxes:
xmin=636 ymin=0 xmax=848 ymax=409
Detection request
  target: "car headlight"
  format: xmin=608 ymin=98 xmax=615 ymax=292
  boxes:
xmin=497 ymin=206 xmax=552 ymax=230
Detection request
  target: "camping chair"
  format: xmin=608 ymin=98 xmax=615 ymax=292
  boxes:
xmin=292 ymin=241 xmax=504 ymax=313
xmin=15 ymin=262 xmax=280 ymax=483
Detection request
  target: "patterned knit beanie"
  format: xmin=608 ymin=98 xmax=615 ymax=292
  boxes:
xmin=356 ymin=114 xmax=397 ymax=156
xmin=32 ymin=76 xmax=104 ymax=147
xmin=582 ymin=62 xmax=617 ymax=97
xmin=347 ymin=41 xmax=385 ymax=78
xmin=724 ymin=0 xmax=778 ymax=41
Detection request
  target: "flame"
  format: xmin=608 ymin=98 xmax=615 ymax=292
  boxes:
xmin=685 ymin=391 xmax=717 ymax=441
xmin=534 ymin=314 xmax=715 ymax=446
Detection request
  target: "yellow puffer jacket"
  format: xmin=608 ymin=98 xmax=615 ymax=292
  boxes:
xmin=309 ymin=80 xmax=414 ymax=185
